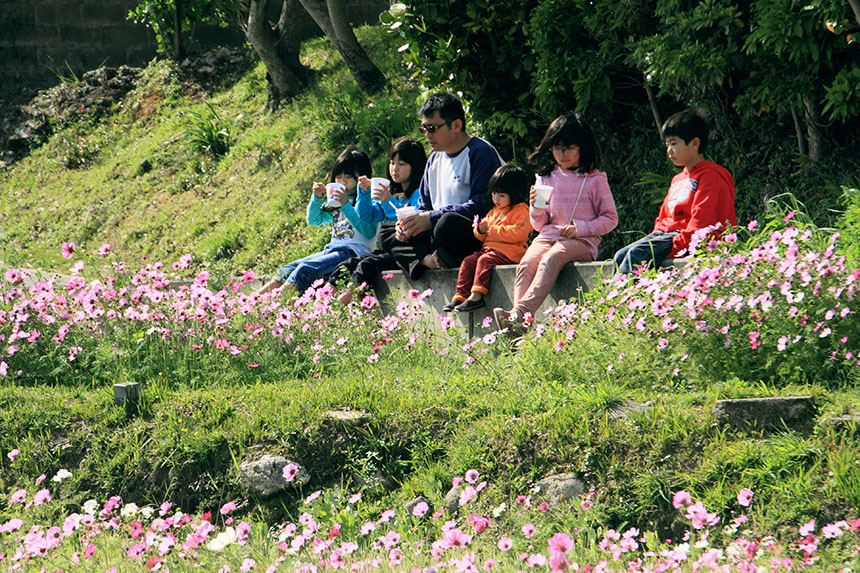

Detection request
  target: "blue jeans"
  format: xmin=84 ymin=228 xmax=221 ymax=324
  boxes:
xmin=275 ymin=245 xmax=357 ymax=293
xmin=613 ymin=230 xmax=679 ymax=275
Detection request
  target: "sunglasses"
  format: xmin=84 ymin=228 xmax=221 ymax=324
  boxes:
xmin=419 ymin=120 xmax=451 ymax=134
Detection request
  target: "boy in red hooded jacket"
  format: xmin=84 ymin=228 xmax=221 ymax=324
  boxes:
xmin=614 ymin=109 xmax=736 ymax=275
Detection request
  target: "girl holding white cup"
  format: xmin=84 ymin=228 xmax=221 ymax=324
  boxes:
xmin=259 ymin=146 xmax=378 ymax=295
xmin=493 ymin=113 xmax=618 ymax=335
xmin=330 ymin=138 xmax=427 ymax=304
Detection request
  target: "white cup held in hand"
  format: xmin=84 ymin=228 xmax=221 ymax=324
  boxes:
xmin=325 ymin=182 xmax=346 ymax=208
xmin=533 ymin=184 xmax=553 ymax=209
xmin=370 ymin=177 xmax=390 ymax=201
xmin=395 ymin=205 xmax=417 ymax=221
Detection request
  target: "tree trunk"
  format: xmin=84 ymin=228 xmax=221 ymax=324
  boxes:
xmin=790 ymin=106 xmax=807 ymax=156
xmin=246 ymin=0 xmax=306 ymax=109
xmin=643 ymin=78 xmax=662 ymax=139
xmin=299 ymin=0 xmax=387 ymax=94
xmin=802 ymin=94 xmax=829 ymax=163
xmin=173 ymin=0 xmax=186 ymax=60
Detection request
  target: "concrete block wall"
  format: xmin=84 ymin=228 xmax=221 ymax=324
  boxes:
xmin=0 ymin=0 xmax=391 ymax=96
xmin=372 ymin=262 xmax=618 ymax=338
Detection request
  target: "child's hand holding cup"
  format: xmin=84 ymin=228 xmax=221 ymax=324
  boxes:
xmin=371 ymin=177 xmax=391 ymax=201
xmin=325 ymin=182 xmax=347 ymax=208
xmin=532 ymin=183 xmax=553 ymax=209
xmin=312 ymin=182 xmax=327 ymax=199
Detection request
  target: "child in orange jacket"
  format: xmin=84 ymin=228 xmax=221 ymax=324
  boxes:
xmin=443 ymin=165 xmax=532 ymax=313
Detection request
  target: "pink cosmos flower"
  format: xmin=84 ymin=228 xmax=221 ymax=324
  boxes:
xmin=0 ymin=361 xmax=7 ymax=378
xmin=380 ymin=509 xmax=396 ymax=522
xmin=799 ymin=520 xmax=816 ymax=537
xmin=521 ymin=523 xmax=536 ymax=539
xmin=220 ymin=501 xmax=236 ymax=515
xmin=672 ymin=490 xmax=692 ymax=508
xmin=497 ymin=537 xmax=513 ymax=551
xmin=549 ymin=552 xmax=572 ymax=572
xmin=348 ymin=492 xmax=362 ymax=504
xmin=33 ymin=488 xmax=52 ymax=505
xmin=283 ymin=463 xmax=300 ymax=482
xmin=737 ymin=488 xmax=754 ymax=507
xmin=547 ymin=532 xmax=574 ymax=555
xmin=98 ymin=243 xmax=111 ymax=255
xmin=304 ymin=490 xmax=321 ymax=504
xmin=465 ymin=469 xmax=480 ymax=484
xmin=412 ymin=501 xmax=429 ymax=517
xmin=7 ymin=449 xmax=18 ymax=462
xmin=240 ymin=558 xmax=256 ymax=571
xmin=441 ymin=527 xmax=472 ymax=548
xmin=8 ymin=488 xmax=26 ymax=505
xmin=459 ymin=486 xmax=477 ymax=506
xmin=62 ymin=242 xmax=76 ymax=259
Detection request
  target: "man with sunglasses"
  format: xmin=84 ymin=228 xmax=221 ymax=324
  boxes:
xmin=380 ymin=92 xmax=504 ymax=279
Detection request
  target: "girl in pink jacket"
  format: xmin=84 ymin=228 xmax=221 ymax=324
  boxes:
xmin=494 ymin=113 xmax=618 ymax=334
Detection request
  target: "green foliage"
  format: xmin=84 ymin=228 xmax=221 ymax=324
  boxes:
xmin=183 ymin=102 xmax=237 ymax=157
xmin=128 ymin=0 xmax=237 ymax=59
xmin=838 ymin=187 xmax=860 ymax=264
xmin=309 ymin=81 xmax=420 ymax=163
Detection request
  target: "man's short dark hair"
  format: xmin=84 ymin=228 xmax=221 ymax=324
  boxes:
xmin=418 ymin=92 xmax=466 ymax=128
xmin=662 ymin=109 xmax=710 ymax=154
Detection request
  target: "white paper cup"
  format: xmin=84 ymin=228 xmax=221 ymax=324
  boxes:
xmin=533 ymin=184 xmax=553 ymax=209
xmin=370 ymin=177 xmax=390 ymax=200
xmin=325 ymin=182 xmax=346 ymax=208
xmin=395 ymin=205 xmax=417 ymax=220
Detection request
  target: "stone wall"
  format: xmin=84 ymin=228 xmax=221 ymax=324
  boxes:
xmin=0 ymin=0 xmax=390 ymax=96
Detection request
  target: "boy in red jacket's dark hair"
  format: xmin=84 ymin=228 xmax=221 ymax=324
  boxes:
xmin=614 ymin=108 xmax=736 ymax=275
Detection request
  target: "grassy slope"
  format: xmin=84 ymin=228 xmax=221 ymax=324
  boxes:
xmin=1 ymin=25 xmax=860 ymax=553
xmin=0 ymin=29 xmax=406 ymax=277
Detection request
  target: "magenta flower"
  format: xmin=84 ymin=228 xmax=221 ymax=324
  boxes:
xmin=283 ymin=463 xmax=299 ymax=482
xmin=8 ymin=488 xmax=26 ymax=505
xmin=547 ymin=532 xmax=574 ymax=555
xmin=32 ymin=488 xmax=52 ymax=505
xmin=61 ymin=241 xmax=76 ymax=259
xmin=737 ymin=487 xmax=754 ymax=507
xmin=412 ymin=501 xmax=429 ymax=517
xmin=497 ymin=537 xmax=513 ymax=551
xmin=672 ymin=490 xmax=692 ymax=508
xmin=441 ymin=527 xmax=472 ymax=548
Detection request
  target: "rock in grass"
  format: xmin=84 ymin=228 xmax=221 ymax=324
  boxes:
xmin=239 ymin=455 xmax=309 ymax=496
xmin=711 ymin=396 xmax=815 ymax=430
xmin=535 ymin=474 xmax=586 ymax=507
xmin=443 ymin=487 xmax=461 ymax=515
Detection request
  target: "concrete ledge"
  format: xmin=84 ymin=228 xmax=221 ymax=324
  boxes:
xmin=372 ymin=260 xmax=684 ymax=337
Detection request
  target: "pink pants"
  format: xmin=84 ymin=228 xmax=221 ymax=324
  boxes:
xmin=513 ymin=236 xmax=594 ymax=317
